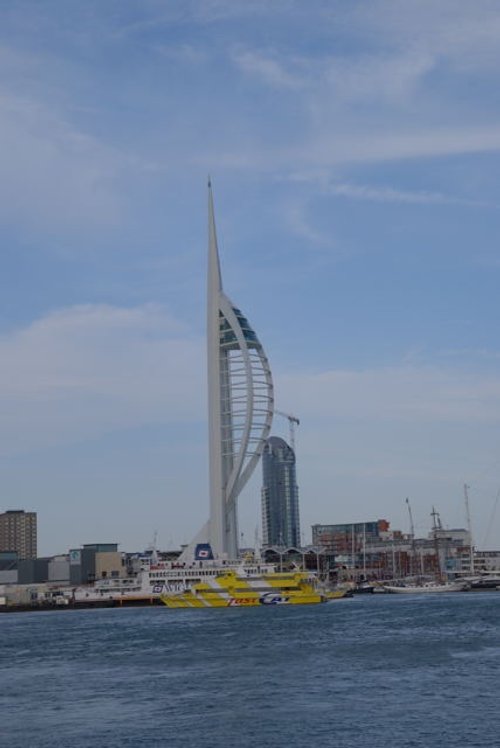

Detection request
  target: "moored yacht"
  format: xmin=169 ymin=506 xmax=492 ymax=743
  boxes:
xmin=383 ymin=580 xmax=469 ymax=594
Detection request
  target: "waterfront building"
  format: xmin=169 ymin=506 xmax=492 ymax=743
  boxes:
xmin=0 ymin=510 xmax=37 ymax=560
xmin=0 ymin=551 xmax=18 ymax=584
xmin=312 ymin=520 xmax=391 ymax=555
xmin=455 ymin=548 xmax=500 ymax=574
xmin=18 ymin=557 xmax=50 ymax=585
xmin=312 ymin=518 xmax=476 ymax=581
xmin=69 ymin=543 xmax=125 ymax=585
xmin=48 ymin=555 xmax=71 ymax=584
xmin=183 ymin=183 xmax=274 ymax=561
xmin=261 ymin=436 xmax=301 ymax=548
xmin=429 ymin=526 xmax=471 ymax=575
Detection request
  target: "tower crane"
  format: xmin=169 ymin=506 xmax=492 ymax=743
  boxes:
xmin=274 ymin=410 xmax=300 ymax=451
xmin=405 ymin=497 xmax=415 ymax=539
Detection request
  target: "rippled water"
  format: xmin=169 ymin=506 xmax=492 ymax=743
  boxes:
xmin=1 ymin=592 xmax=500 ymax=747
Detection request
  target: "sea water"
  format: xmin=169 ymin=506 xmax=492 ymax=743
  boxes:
xmin=1 ymin=592 xmax=499 ymax=747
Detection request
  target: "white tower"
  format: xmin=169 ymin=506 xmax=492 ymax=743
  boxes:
xmin=206 ymin=181 xmax=274 ymax=559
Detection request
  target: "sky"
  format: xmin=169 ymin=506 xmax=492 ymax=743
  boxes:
xmin=1 ymin=0 xmax=500 ymax=555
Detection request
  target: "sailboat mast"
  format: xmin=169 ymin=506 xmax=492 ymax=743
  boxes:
xmin=431 ymin=506 xmax=443 ymax=582
xmin=351 ymin=524 xmax=355 ymax=578
xmin=406 ymin=497 xmax=416 ymax=578
xmin=362 ymin=523 xmax=366 ymax=579
xmin=464 ymin=483 xmax=475 ymax=575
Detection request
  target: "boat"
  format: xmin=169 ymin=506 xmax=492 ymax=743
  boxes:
xmin=466 ymin=575 xmax=500 ymax=590
xmin=352 ymin=582 xmax=376 ymax=594
xmin=383 ymin=580 xmax=469 ymax=594
xmin=67 ymin=545 xmax=343 ymax=607
xmin=325 ymin=588 xmax=353 ymax=600
xmin=160 ymin=565 xmax=330 ymax=608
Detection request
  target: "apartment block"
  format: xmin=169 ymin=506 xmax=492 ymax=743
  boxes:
xmin=0 ymin=510 xmax=37 ymax=560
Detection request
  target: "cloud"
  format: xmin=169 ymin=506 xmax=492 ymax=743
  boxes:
xmin=222 ymin=6 xmax=500 ymax=171
xmin=232 ymin=49 xmax=303 ymax=89
xmin=282 ymin=199 xmax=335 ymax=247
xmin=440 ymin=348 xmax=500 ymax=362
xmin=232 ymin=45 xmax=434 ymax=101
xmin=112 ymin=0 xmax=294 ymax=37
xmin=198 ymin=126 xmax=500 ymax=182
xmin=7 ymin=305 xmax=499 ymax=466
xmin=274 ymin=362 xmax=500 ymax=524
xmin=333 ymin=127 xmax=500 ymax=164
xmin=321 ymin=51 xmax=435 ymax=103
xmin=0 ymin=304 xmax=204 ymax=456
xmin=293 ymin=110 xmax=499 ymax=164
xmin=193 ymin=0 xmax=296 ymax=23
xmin=0 ymin=86 xmax=127 ymax=240
xmin=327 ymin=182 xmax=491 ymax=208
xmin=344 ymin=0 xmax=500 ymax=74
xmin=288 ymin=171 xmax=493 ymax=208
xmin=262 ymin=358 xmax=500 ymax=542
xmin=153 ymin=43 xmax=208 ymax=65
xmin=278 ymin=364 xmax=500 ymax=427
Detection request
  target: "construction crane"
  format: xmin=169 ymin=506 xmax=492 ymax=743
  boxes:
xmin=430 ymin=506 xmax=442 ymax=531
xmin=405 ymin=497 xmax=415 ymax=539
xmin=274 ymin=410 xmax=300 ymax=451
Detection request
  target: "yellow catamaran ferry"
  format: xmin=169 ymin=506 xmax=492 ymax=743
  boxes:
xmin=160 ymin=563 xmax=331 ymax=609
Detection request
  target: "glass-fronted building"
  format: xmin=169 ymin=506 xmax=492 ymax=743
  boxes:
xmin=261 ymin=436 xmax=301 ymax=548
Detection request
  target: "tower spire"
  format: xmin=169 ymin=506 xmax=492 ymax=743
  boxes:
xmin=184 ymin=183 xmax=274 ymax=561
xmin=208 ymin=179 xmax=222 ymax=293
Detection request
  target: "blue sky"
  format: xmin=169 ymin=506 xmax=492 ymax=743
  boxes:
xmin=1 ymin=0 xmax=500 ymax=554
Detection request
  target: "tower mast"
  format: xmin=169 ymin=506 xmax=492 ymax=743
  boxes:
xmin=464 ymin=483 xmax=474 ymax=575
xmin=206 ymin=181 xmax=274 ymax=559
xmin=406 ymin=497 xmax=416 ymax=577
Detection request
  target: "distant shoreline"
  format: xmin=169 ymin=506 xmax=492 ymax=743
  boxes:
xmin=0 ymin=597 xmax=165 ymax=614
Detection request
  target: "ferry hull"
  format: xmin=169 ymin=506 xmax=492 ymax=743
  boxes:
xmin=161 ymin=592 xmax=324 ymax=608
xmin=160 ymin=570 xmax=327 ymax=609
